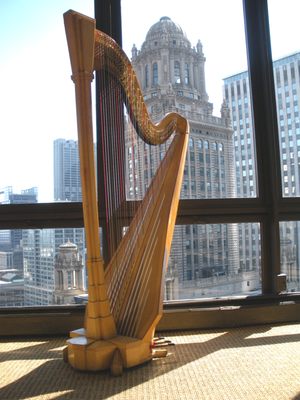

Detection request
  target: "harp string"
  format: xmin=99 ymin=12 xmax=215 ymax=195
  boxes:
xmin=98 ymin=40 xmax=141 ymax=307
xmin=98 ymin=68 xmax=126 ymax=263
xmin=105 ymin=132 xmax=177 ymax=336
xmin=93 ymin=27 xmax=188 ymax=338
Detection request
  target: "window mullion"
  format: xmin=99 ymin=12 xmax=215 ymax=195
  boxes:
xmin=243 ymin=0 xmax=282 ymax=293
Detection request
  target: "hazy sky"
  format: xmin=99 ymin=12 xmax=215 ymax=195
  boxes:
xmin=0 ymin=0 xmax=299 ymax=202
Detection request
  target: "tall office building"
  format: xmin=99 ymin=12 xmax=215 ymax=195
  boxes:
xmin=0 ymin=186 xmax=38 ymax=205
xmin=23 ymin=229 xmax=55 ymax=305
xmin=0 ymin=187 xmax=37 ymax=306
xmin=53 ymin=137 xmax=86 ymax=262
xmin=54 ymin=139 xmax=82 ymax=202
xmin=0 ymin=186 xmax=38 ymax=273
xmin=127 ymin=17 xmax=259 ymax=299
xmin=23 ymin=140 xmax=87 ymax=305
xmin=224 ymin=52 xmax=300 ymax=291
xmin=222 ymin=72 xmax=261 ymax=276
xmin=53 ymin=138 xmax=86 ymax=301
xmin=0 ymin=250 xmax=23 ymax=307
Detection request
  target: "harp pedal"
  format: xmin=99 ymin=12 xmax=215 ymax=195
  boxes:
xmin=151 ymin=337 xmax=175 ymax=358
xmin=153 ymin=337 xmax=175 ymax=347
xmin=152 ymin=348 xmax=168 ymax=358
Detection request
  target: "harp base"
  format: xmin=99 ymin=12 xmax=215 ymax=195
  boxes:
xmin=65 ymin=328 xmax=152 ymax=375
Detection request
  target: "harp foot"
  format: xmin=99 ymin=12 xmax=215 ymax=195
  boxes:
xmin=110 ymin=348 xmax=123 ymax=376
xmin=62 ymin=346 xmax=69 ymax=363
xmin=65 ymin=328 xmax=152 ymax=375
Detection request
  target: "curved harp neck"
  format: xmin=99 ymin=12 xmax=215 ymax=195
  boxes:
xmin=93 ymin=22 xmax=189 ymax=144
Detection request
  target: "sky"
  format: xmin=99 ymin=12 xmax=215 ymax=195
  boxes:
xmin=0 ymin=0 xmax=299 ymax=202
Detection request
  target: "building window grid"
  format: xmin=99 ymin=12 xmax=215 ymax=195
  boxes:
xmin=225 ymin=54 xmax=299 ymax=278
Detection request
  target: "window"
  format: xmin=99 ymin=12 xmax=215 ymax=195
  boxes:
xmin=121 ymin=0 xmax=299 ymax=303
xmin=184 ymin=63 xmax=190 ymax=84
xmin=268 ymin=0 xmax=300 ymax=198
xmin=152 ymin=62 xmax=158 ymax=86
xmin=145 ymin=64 xmax=149 ymax=88
xmin=174 ymin=61 xmax=181 ymax=84
xmin=280 ymin=221 xmax=300 ymax=292
xmin=168 ymin=222 xmax=261 ymax=299
xmin=1 ymin=1 xmax=300 ymax=326
xmin=0 ymin=1 xmax=93 ymax=204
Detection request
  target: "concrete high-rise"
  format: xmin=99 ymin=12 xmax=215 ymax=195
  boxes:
xmin=0 ymin=187 xmax=38 ymax=306
xmin=0 ymin=186 xmax=38 ymax=272
xmin=224 ymin=52 xmax=300 ymax=291
xmin=23 ymin=140 xmax=86 ymax=305
xmin=54 ymin=139 xmax=82 ymax=202
xmin=53 ymin=138 xmax=86 ymax=279
xmin=23 ymin=229 xmax=55 ymax=305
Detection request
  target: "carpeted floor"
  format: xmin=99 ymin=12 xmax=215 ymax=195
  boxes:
xmin=1 ymin=323 xmax=300 ymax=400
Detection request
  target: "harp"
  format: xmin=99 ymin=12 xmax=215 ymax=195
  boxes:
xmin=63 ymin=10 xmax=189 ymax=375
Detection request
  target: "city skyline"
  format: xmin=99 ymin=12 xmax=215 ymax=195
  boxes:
xmin=1 ymin=1 xmax=299 ymax=201
xmin=1 ymin=7 xmax=300 ymax=305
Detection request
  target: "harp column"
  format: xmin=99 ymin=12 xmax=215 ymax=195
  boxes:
xmin=64 ymin=11 xmax=117 ymax=341
xmin=71 ymin=70 xmax=117 ymax=341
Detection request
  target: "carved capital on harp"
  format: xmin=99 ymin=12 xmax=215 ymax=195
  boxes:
xmin=71 ymin=71 xmax=94 ymax=84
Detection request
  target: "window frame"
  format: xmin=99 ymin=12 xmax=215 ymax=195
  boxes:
xmin=1 ymin=0 xmax=300 ymax=334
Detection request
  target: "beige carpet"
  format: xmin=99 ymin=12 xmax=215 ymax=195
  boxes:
xmin=1 ymin=323 xmax=300 ymax=400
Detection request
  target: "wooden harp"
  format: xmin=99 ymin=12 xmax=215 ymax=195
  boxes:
xmin=63 ymin=10 xmax=189 ymax=375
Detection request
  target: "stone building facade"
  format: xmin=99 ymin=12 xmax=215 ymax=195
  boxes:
xmin=125 ymin=17 xmax=254 ymax=299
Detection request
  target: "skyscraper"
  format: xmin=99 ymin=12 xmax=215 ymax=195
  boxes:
xmin=23 ymin=228 xmax=55 ymax=305
xmin=127 ymin=17 xmax=254 ymax=299
xmin=0 ymin=186 xmax=38 ymax=272
xmin=0 ymin=187 xmax=38 ymax=306
xmin=224 ymin=51 xmax=300 ymax=292
xmin=23 ymin=140 xmax=86 ymax=305
xmin=53 ymin=138 xmax=86 ymax=302
xmin=54 ymin=139 xmax=82 ymax=202
xmin=53 ymin=137 xmax=86 ymax=260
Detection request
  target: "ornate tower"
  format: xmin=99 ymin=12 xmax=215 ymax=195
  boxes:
xmin=54 ymin=240 xmax=84 ymax=304
xmin=131 ymin=16 xmax=212 ymax=118
xmin=128 ymin=16 xmax=240 ymax=298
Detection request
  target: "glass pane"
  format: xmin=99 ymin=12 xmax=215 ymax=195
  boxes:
xmin=268 ymin=0 xmax=300 ymax=197
xmin=167 ymin=223 xmax=261 ymax=300
xmin=0 ymin=228 xmax=86 ymax=307
xmin=280 ymin=221 xmax=300 ymax=293
xmin=0 ymin=222 xmax=262 ymax=307
xmin=122 ymin=0 xmax=257 ymax=199
xmin=0 ymin=1 xmax=93 ymax=203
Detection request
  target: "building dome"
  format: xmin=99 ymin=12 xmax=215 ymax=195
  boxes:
xmin=144 ymin=16 xmax=190 ymax=48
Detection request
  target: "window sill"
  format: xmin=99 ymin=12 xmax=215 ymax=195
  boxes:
xmin=1 ymin=294 xmax=300 ymax=336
